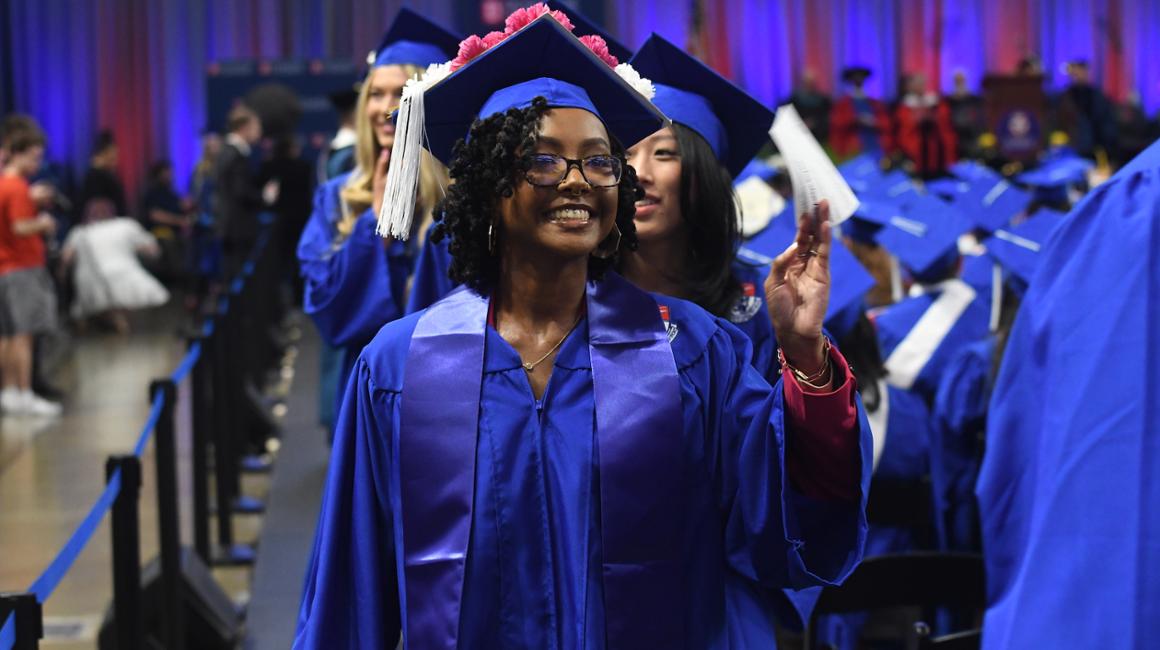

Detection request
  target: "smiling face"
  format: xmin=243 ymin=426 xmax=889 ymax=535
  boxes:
xmin=626 ymin=126 xmax=684 ymax=244
xmin=496 ymin=107 xmax=620 ymax=263
xmin=364 ymin=65 xmax=409 ymax=151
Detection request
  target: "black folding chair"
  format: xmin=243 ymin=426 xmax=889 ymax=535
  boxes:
xmin=803 ymin=552 xmax=985 ymax=650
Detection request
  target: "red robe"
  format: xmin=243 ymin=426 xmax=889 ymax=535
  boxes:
xmin=895 ymin=95 xmax=958 ymax=177
xmin=830 ymin=94 xmax=894 ymax=159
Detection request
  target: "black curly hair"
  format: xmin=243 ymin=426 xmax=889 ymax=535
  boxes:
xmin=430 ymin=96 xmax=641 ymax=292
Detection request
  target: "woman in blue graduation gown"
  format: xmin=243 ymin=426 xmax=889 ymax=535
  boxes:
xmin=618 ymin=35 xmax=784 ymax=379
xmin=296 ymin=12 xmax=872 ymax=649
xmin=296 ymin=9 xmax=456 ymax=415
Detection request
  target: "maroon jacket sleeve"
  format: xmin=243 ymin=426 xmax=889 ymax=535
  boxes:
xmin=782 ymin=343 xmax=862 ymax=502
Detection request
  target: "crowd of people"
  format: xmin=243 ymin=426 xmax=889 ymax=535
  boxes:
xmin=0 ymin=101 xmax=314 ymax=418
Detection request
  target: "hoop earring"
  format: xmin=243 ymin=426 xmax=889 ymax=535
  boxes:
xmin=591 ymin=224 xmax=622 ymax=259
xmin=488 ymin=221 xmax=497 ymax=256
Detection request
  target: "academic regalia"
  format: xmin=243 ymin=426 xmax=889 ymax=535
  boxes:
xmin=296 ymin=9 xmax=460 ymax=416
xmin=956 ymin=176 xmax=1033 ymax=233
xmin=297 ymin=276 xmax=872 ymax=650
xmin=872 ymin=282 xmax=990 ymax=406
xmin=297 ymin=14 xmax=872 ymax=649
xmin=894 ymin=94 xmax=957 ymax=178
xmin=1015 ymin=150 xmax=1093 ymax=208
xmin=830 ymin=68 xmax=893 ymax=161
xmin=297 ymin=172 xmax=414 ymax=411
xmin=815 ymin=380 xmax=935 ymax=650
xmin=976 ymin=138 xmax=1160 ymax=650
xmin=404 ymin=220 xmax=455 ymax=314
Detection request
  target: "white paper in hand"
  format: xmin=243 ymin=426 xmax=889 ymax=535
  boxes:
xmin=769 ymin=104 xmax=859 ymax=225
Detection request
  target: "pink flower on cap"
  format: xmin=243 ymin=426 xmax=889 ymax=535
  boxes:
xmin=579 ymin=34 xmax=619 ymax=68
xmin=505 ymin=3 xmax=574 ymax=35
xmin=481 ymin=30 xmax=507 ymax=49
xmin=450 ymin=34 xmax=487 ymax=71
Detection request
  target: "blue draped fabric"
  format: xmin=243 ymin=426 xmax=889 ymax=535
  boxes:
xmin=976 ymin=140 xmax=1160 ymax=648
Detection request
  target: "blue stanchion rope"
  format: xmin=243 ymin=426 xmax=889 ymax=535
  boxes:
xmin=171 ymin=342 xmax=202 ymax=384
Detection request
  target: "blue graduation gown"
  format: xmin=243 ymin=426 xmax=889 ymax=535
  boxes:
xmin=406 ymin=221 xmax=456 ymax=314
xmin=297 ymin=172 xmax=413 ymax=411
xmin=816 ymin=380 xmax=934 ymax=650
xmin=874 ymin=280 xmax=991 ymax=405
xmin=295 ymin=288 xmax=873 ymax=649
xmin=931 ymin=338 xmax=993 ymax=551
xmin=975 ymin=140 xmax=1160 ymax=649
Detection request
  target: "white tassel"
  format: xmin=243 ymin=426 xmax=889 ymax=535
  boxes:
xmin=376 ymin=84 xmax=425 ymax=240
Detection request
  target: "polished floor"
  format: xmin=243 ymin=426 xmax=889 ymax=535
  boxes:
xmin=0 ymin=304 xmax=290 ymax=648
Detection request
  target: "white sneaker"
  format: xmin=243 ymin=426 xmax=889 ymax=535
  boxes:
xmin=18 ymin=392 xmax=62 ymax=417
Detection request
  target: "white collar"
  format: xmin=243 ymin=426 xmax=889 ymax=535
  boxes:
xmin=330 ymin=127 xmax=357 ymax=149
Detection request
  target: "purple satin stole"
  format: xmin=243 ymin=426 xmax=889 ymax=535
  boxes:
xmin=400 ymin=274 xmax=685 ymax=649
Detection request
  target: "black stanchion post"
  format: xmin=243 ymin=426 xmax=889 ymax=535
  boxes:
xmin=186 ymin=332 xmax=211 ymax=563
xmin=150 ymin=379 xmax=186 ymax=650
xmin=0 ymin=592 xmax=42 ymax=650
xmin=106 ymin=454 xmax=144 ymax=650
xmin=211 ymin=299 xmax=237 ymax=558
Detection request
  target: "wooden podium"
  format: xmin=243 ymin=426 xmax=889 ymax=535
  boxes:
xmin=982 ymin=74 xmax=1048 ymax=162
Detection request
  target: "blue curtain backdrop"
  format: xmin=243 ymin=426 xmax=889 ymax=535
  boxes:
xmin=2 ymin=0 xmax=1157 ymax=200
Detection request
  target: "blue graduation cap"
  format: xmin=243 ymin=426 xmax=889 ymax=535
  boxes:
xmin=377 ymin=13 xmax=666 ymax=238
xmin=924 ymin=177 xmax=971 ymax=201
xmin=629 ymin=34 xmax=775 ymax=177
xmin=984 ymin=208 xmax=1064 ymax=297
xmin=956 ymin=176 xmax=1033 ymax=232
xmin=546 ymin=1 xmax=633 ymax=63
xmin=369 ymin=8 xmax=461 ymax=69
xmin=873 ymin=193 xmax=972 ymax=282
xmin=858 ymin=169 xmax=919 ymax=201
xmin=1016 ymin=154 xmax=1093 ymax=189
xmin=948 ymin=160 xmax=1002 ymax=182
xmin=421 ymin=16 xmax=665 ymax=165
xmin=838 ymin=153 xmax=882 ymax=183
xmin=960 ymin=252 xmax=994 ymax=295
xmin=742 ymin=210 xmax=875 ymax=338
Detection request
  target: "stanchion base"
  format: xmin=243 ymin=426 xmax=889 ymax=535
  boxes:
xmin=231 ymin=495 xmax=265 ymax=514
xmin=240 ymin=454 xmax=273 ymax=474
xmin=211 ymin=544 xmax=257 ymax=567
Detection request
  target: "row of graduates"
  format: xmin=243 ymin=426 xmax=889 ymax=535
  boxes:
xmin=295 ymin=5 xmax=871 ymax=649
xmin=292 ymin=3 xmax=1159 ymax=649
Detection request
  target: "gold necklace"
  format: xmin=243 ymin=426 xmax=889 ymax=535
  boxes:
xmin=519 ymin=313 xmax=583 ymax=373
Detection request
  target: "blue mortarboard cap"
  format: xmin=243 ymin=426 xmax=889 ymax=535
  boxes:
xmin=420 ymin=15 xmax=666 ymax=165
xmin=924 ymin=177 xmax=972 ymax=201
xmin=546 ymin=1 xmax=633 ymax=63
xmin=874 ymin=193 xmax=972 ymax=280
xmin=629 ymin=34 xmax=775 ymax=177
xmin=844 ymin=194 xmax=906 ymax=244
xmin=839 ymin=153 xmax=882 ymax=182
xmin=1016 ymin=155 xmax=1093 ymax=189
xmin=985 ymin=208 xmax=1064 ymax=291
xmin=857 ymin=169 xmax=919 ymax=201
xmin=949 ymin=160 xmax=1002 ymax=182
xmin=371 ymin=8 xmax=461 ymax=68
xmin=742 ymin=211 xmax=875 ymax=335
xmin=957 ymin=176 xmax=1033 ymax=232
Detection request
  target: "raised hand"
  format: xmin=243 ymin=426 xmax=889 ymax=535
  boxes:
xmin=764 ymin=199 xmax=832 ymax=375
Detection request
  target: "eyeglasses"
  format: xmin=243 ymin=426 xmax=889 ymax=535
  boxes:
xmin=525 ymin=153 xmax=623 ymax=188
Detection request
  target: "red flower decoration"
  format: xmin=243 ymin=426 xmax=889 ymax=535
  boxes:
xmin=450 ymin=34 xmax=488 ymax=71
xmin=482 ymin=30 xmax=507 ymax=48
xmin=504 ymin=3 xmax=574 ymax=35
xmin=579 ymin=34 xmax=619 ymax=68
